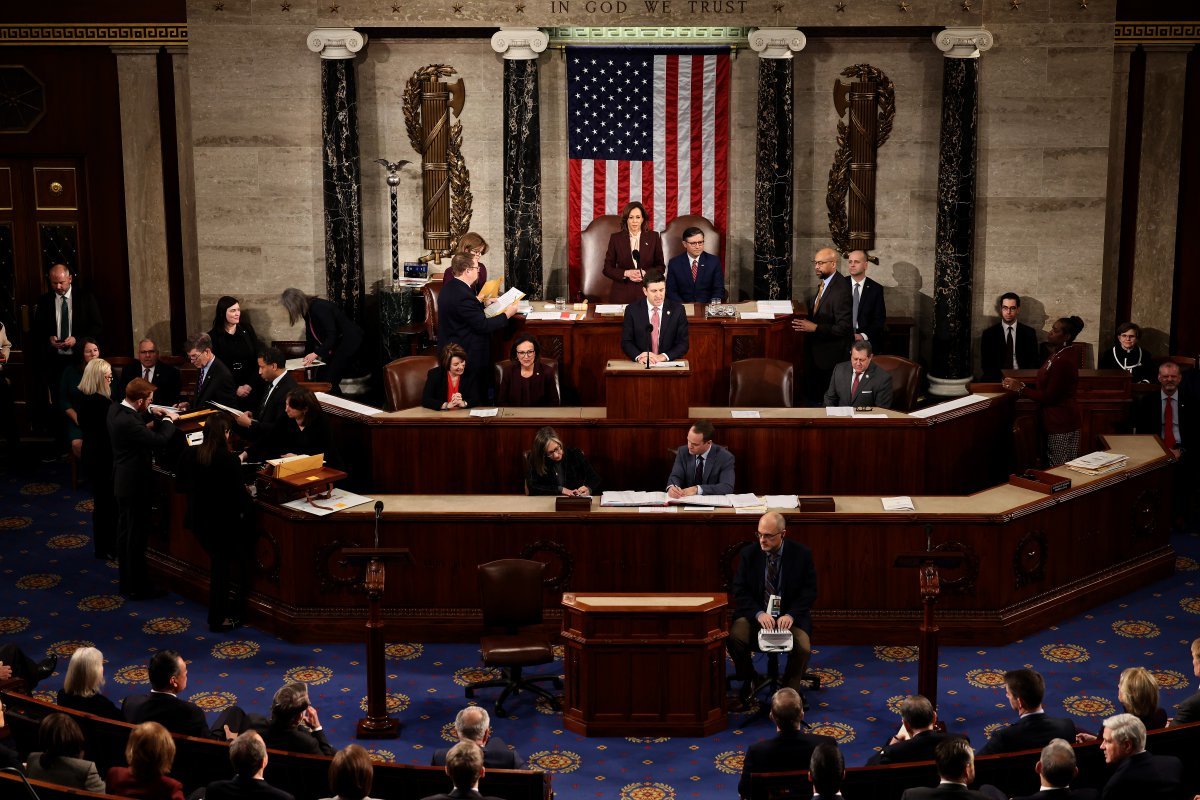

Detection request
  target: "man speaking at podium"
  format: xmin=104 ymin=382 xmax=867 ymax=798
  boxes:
xmin=728 ymin=512 xmax=817 ymax=705
xmin=621 ymin=270 xmax=689 ymax=365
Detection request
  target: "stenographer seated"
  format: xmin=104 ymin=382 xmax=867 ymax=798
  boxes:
xmin=423 ymin=343 xmax=481 ymax=411
xmin=497 ymin=334 xmax=560 ymax=407
xmin=525 ymin=426 xmax=600 ymax=497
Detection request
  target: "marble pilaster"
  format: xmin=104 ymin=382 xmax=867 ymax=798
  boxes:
xmin=309 ymin=28 xmax=367 ymax=325
xmin=1100 ymin=45 xmax=1134 ymax=347
xmin=112 ymin=46 xmax=171 ymax=351
xmin=168 ymin=46 xmax=202 ymax=349
xmin=749 ymin=29 xmax=805 ymax=300
xmin=493 ymin=27 xmax=547 ymax=300
xmin=928 ymin=28 xmax=993 ymax=398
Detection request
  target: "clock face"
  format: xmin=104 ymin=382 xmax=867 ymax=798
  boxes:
xmin=0 ymin=66 xmax=46 ymax=133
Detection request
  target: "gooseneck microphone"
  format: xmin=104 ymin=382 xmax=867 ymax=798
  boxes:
xmin=645 ymin=324 xmax=655 ymax=370
xmin=373 ymin=501 xmax=384 ymax=548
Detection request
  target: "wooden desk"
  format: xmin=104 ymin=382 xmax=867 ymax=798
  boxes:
xmin=561 ymin=593 xmax=728 ymax=737
xmin=328 ymin=393 xmax=1017 ymax=496
xmin=148 ymin=436 xmax=1175 ymax=646
xmin=604 ymin=359 xmax=690 ymax=418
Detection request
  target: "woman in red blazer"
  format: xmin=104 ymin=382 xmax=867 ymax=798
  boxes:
xmin=1002 ymin=315 xmax=1085 ymax=466
xmin=601 ymin=201 xmax=666 ymax=304
xmin=105 ymin=722 xmax=186 ymax=800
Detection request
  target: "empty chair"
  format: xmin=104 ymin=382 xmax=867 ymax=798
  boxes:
xmin=578 ymin=215 xmax=622 ymax=302
xmin=729 ymin=358 xmax=794 ymax=408
xmin=420 ymin=279 xmax=443 ymax=350
xmin=873 ymin=355 xmax=924 ymax=413
xmin=383 ymin=355 xmax=438 ymax=411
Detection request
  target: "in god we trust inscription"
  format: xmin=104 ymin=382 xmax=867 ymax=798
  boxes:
xmin=546 ymin=0 xmax=748 ymax=12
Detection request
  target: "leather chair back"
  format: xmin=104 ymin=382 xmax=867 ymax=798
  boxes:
xmin=494 ymin=358 xmax=562 ymax=405
xmin=383 ymin=355 xmax=438 ymax=411
xmin=478 ymin=558 xmax=545 ymax=631
xmin=269 ymin=340 xmax=307 ymax=360
xmin=661 ymin=214 xmax=721 ymax=264
xmin=728 ymin=358 xmax=794 ymax=408
xmin=580 ymin=215 xmax=622 ymax=301
xmin=873 ymin=354 xmax=923 ymax=412
xmin=421 ymin=280 xmax=443 ymax=347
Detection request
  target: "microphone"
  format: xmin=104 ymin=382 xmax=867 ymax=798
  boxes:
xmin=645 ymin=324 xmax=655 ymax=370
xmin=373 ymin=501 xmax=383 ymax=548
xmin=0 ymin=767 xmax=38 ymax=800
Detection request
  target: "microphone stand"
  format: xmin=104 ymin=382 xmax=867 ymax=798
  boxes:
xmin=0 ymin=767 xmax=40 ymax=800
xmin=645 ymin=324 xmax=654 ymax=370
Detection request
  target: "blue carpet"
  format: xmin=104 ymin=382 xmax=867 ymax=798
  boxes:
xmin=1 ymin=457 xmax=1198 ymax=800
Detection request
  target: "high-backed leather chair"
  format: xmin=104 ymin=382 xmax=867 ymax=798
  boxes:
xmin=873 ymin=354 xmax=924 ymax=412
xmin=420 ymin=278 xmax=443 ymax=350
xmin=729 ymin=358 xmax=794 ymax=408
xmin=464 ymin=559 xmax=562 ymax=716
xmin=383 ymin=355 xmax=437 ymax=411
xmin=661 ymin=214 xmax=721 ymax=264
xmin=494 ymin=358 xmax=562 ymax=405
xmin=579 ymin=215 xmax=622 ymax=302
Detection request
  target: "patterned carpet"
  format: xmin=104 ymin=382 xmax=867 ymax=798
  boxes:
xmin=1 ymin=456 xmax=1198 ymax=800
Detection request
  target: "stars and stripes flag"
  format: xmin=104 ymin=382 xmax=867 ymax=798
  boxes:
xmin=567 ymin=46 xmax=731 ymax=296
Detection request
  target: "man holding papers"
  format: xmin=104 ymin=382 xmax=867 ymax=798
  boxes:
xmin=666 ymin=420 xmax=734 ymax=497
xmin=438 ymin=252 xmax=518 ymax=401
xmin=621 ymin=270 xmax=689 ymax=365
xmin=729 ymin=512 xmax=817 ymax=705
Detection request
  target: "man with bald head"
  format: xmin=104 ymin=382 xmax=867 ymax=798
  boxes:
xmin=33 ymin=262 xmax=104 ymax=426
xmin=793 ymin=247 xmax=853 ymax=405
xmin=846 ymin=249 xmax=887 ymax=347
xmin=728 ymin=512 xmax=817 ymax=706
xmin=431 ymin=705 xmax=522 ymax=769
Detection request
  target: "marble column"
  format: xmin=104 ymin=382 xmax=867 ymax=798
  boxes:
xmin=928 ymin=28 xmax=993 ymax=398
xmin=308 ymin=28 xmax=368 ymax=324
xmin=1100 ymin=46 xmax=1135 ymax=347
xmin=168 ymin=45 xmax=202 ymax=349
xmin=1129 ymin=44 xmax=1191 ymax=356
xmin=111 ymin=46 xmax=171 ymax=351
xmin=748 ymin=28 xmax=805 ymax=300
xmin=492 ymin=27 xmax=548 ymax=300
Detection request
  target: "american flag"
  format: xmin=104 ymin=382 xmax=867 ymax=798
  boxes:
xmin=567 ymin=46 xmax=730 ymax=296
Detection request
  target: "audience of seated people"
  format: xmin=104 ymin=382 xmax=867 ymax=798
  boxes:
xmin=422 ymin=740 xmax=494 ymax=800
xmin=105 ymin=721 xmax=187 ymax=800
xmin=122 ymin=649 xmax=238 ymax=741
xmin=200 ymin=730 xmax=294 ymax=800
xmin=901 ymin=737 xmax=991 ymax=799
xmin=24 ymin=712 xmax=105 ymax=793
xmin=980 ymin=738 xmax=1096 ymax=800
xmin=56 ymin=645 xmax=122 ymax=720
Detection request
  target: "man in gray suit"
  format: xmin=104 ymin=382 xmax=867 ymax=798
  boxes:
xmin=824 ymin=341 xmax=893 ymax=409
xmin=667 ymin=419 xmax=735 ymax=497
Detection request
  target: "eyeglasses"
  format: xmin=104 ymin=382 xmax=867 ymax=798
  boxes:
xmin=515 ymin=349 xmax=536 ymax=357
xmin=684 ymin=239 xmax=704 ymax=246
xmin=546 ymin=444 xmax=563 ymax=456
xmin=814 ymin=259 xmax=836 ymax=265
xmin=756 ymin=531 xmax=783 ymax=540
xmin=139 ymin=349 xmax=157 ymax=355
xmin=186 ymin=351 xmax=204 ymax=363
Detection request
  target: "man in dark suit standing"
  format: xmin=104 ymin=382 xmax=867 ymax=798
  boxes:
xmin=847 ymin=249 xmax=887 ymax=347
xmin=977 ymin=669 xmax=1075 ymax=755
xmin=666 ymin=419 xmax=735 ymax=497
xmin=621 ymin=270 xmax=689 ymax=363
xmin=868 ymin=694 xmax=951 ymax=765
xmin=124 ymin=650 xmax=220 ymax=739
xmin=179 ymin=332 xmax=238 ymax=411
xmin=431 ymin=706 xmax=521 ymax=769
xmin=235 ymin=347 xmax=298 ymax=463
xmin=1172 ymin=636 xmax=1200 ymax=724
xmin=901 ymin=738 xmax=991 ymax=799
xmin=32 ymin=262 xmax=103 ymax=427
xmin=793 ymin=248 xmax=853 ymax=406
xmin=824 ymin=341 xmax=894 ymax=408
xmin=422 ymin=740 xmax=503 ymax=800
xmin=737 ymin=688 xmax=836 ymax=798
xmin=1098 ymin=714 xmax=1182 ymax=799
xmin=728 ymin=512 xmax=817 ymax=701
xmin=666 ymin=227 xmax=725 ymax=304
xmin=118 ymin=338 xmax=181 ymax=407
xmin=438 ymin=252 xmax=518 ymax=402
xmin=203 ymin=730 xmax=295 ymax=800
xmin=108 ymin=377 xmax=177 ymax=599
xmin=979 ymin=292 xmax=1039 ymax=382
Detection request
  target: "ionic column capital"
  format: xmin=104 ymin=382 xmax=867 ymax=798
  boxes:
xmin=748 ymin=28 xmax=806 ymax=60
xmin=491 ymin=27 xmax=548 ymax=60
xmin=933 ymin=27 xmax=994 ymax=59
xmin=307 ymin=28 xmax=367 ymax=60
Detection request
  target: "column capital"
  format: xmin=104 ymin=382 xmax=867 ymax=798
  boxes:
xmin=307 ymin=28 xmax=367 ymax=60
xmin=491 ymin=27 xmax=548 ymax=60
xmin=933 ymin=27 xmax=994 ymax=59
xmin=748 ymin=28 xmax=806 ymax=60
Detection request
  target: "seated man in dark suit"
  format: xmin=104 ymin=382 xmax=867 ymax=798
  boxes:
xmin=868 ymin=694 xmax=951 ymax=765
xmin=665 ymin=227 xmax=725 ymax=304
xmin=422 ymin=740 xmax=502 ymax=800
xmin=982 ymin=738 xmax=1097 ymax=800
xmin=728 ymin=513 xmax=816 ymax=703
xmin=1099 ymin=713 xmax=1182 ymax=799
xmin=203 ymin=730 xmax=295 ymax=800
xmin=234 ymin=347 xmax=298 ymax=463
xmin=809 ymin=742 xmax=845 ymax=800
xmin=1134 ymin=361 xmax=1193 ymax=526
xmin=123 ymin=649 xmax=227 ymax=740
xmin=1172 ymin=636 xmax=1200 ymax=724
xmin=251 ymin=682 xmax=334 ymax=755
xmin=118 ymin=338 xmax=182 ymax=407
xmin=666 ymin=419 xmax=735 ymax=498
xmin=737 ymin=688 xmax=835 ymax=798
xmin=824 ymin=340 xmax=893 ymax=409
xmin=977 ymin=668 xmax=1075 ymax=755
xmin=900 ymin=737 xmax=991 ymax=800
xmin=178 ymin=331 xmax=237 ymax=411
xmin=620 ymin=270 xmax=689 ymax=364
xmin=431 ymin=706 xmax=521 ymax=769
xmin=979 ymin=292 xmax=1040 ymax=382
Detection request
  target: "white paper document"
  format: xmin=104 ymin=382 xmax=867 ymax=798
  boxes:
xmin=1067 ymin=451 xmax=1127 ymax=469
xmin=484 ymin=287 xmax=526 ymax=317
xmin=469 ymin=408 xmax=499 ymax=417
xmin=731 ymin=410 xmax=761 ymax=418
xmin=908 ymin=394 xmax=989 ymax=418
xmin=285 ymin=357 xmax=323 ymax=371
xmin=594 ymin=304 xmax=627 ymax=315
xmin=600 ymin=491 xmax=761 ymax=508
xmin=762 ymin=495 xmax=800 ymax=509
xmin=650 ymin=360 xmax=688 ymax=369
xmin=639 ymin=506 xmax=677 ymax=513
xmin=207 ymin=401 xmax=243 ymax=415
xmin=681 ymin=506 xmax=716 ymax=512
xmin=316 ymin=392 xmax=384 ymax=417
xmin=881 ymin=496 xmax=916 ymax=511
xmin=739 ymin=312 xmax=775 ymax=320
xmin=525 ymin=311 xmax=582 ymax=321
xmin=282 ymin=489 xmax=373 ymax=517
xmin=826 ymin=406 xmax=854 ymax=417
xmin=756 ymin=300 xmax=794 ymax=314
xmin=853 ymin=413 xmax=890 ymax=419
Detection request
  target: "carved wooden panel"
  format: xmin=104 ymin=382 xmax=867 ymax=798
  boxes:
xmin=519 ymin=540 xmax=574 ymax=591
xmin=1013 ymin=529 xmax=1047 ymax=589
xmin=33 ymin=166 xmax=77 ymax=210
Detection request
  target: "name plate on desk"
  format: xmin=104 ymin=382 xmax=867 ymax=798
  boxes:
xmin=799 ymin=496 xmax=836 ymax=512
xmin=555 ymin=496 xmax=592 ymax=512
xmin=1008 ymin=471 xmax=1071 ymax=494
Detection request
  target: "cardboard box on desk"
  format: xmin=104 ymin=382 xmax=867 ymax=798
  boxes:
xmin=266 ymin=453 xmax=324 ymax=478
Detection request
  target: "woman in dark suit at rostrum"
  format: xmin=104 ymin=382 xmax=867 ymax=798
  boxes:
xmin=208 ymin=295 xmax=263 ymax=409
xmin=280 ymin=387 xmax=344 ymax=471
xmin=279 ymin=288 xmax=365 ymax=395
xmin=602 ymin=200 xmax=666 ymax=304
xmin=177 ymin=413 xmax=255 ymax=633
xmin=422 ymin=343 xmax=481 ymax=411
xmin=75 ymin=357 xmax=117 ymax=560
xmin=526 ymin=426 xmax=601 ymax=497
xmin=496 ymin=333 xmax=560 ymax=407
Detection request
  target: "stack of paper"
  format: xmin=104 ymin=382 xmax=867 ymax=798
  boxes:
xmin=756 ymin=300 xmax=794 ymax=315
xmin=600 ymin=492 xmax=765 ymax=508
xmin=881 ymin=496 xmax=915 ymax=511
xmin=594 ymin=304 xmax=627 ymax=315
xmin=1064 ymin=451 xmax=1128 ymax=476
xmin=484 ymin=287 xmax=525 ymax=317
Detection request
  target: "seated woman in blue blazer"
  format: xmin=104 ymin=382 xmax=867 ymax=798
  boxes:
xmin=423 ymin=343 xmax=482 ymax=411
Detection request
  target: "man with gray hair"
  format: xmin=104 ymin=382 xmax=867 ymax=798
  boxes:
xmin=1099 ymin=713 xmax=1181 ymax=799
xmin=421 ymin=741 xmax=503 ymax=800
xmin=738 ymin=688 xmax=835 ymax=799
xmin=251 ymin=682 xmax=334 ymax=756
xmin=980 ymin=739 xmax=1096 ymax=800
xmin=431 ymin=705 xmax=521 ymax=769
xmin=868 ymin=694 xmax=951 ymax=765
xmin=203 ymin=730 xmax=294 ymax=800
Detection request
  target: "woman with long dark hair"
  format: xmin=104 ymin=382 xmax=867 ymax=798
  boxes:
xmin=1003 ymin=316 xmax=1086 ymax=467
xmin=26 ymin=713 xmax=105 ymax=792
xmin=75 ymin=357 xmax=117 ymax=559
xmin=281 ymin=387 xmax=344 ymax=470
xmin=526 ymin=426 xmax=601 ymax=497
xmin=208 ymin=295 xmax=262 ymax=408
xmin=279 ymin=288 xmax=364 ymax=395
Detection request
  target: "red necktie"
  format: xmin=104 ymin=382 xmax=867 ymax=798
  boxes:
xmin=143 ymin=367 xmax=151 ymax=381
xmin=1164 ymin=395 xmax=1177 ymax=449
xmin=851 ymin=371 xmax=861 ymax=400
xmin=691 ymin=259 xmax=699 ymax=282
xmin=651 ymin=306 xmax=661 ymax=354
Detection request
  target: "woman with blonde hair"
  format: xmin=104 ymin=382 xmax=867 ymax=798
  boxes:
xmin=56 ymin=645 xmax=121 ymax=720
xmin=1076 ymin=666 xmax=1166 ymax=742
xmin=75 ymin=357 xmax=118 ymax=560
xmin=454 ymin=231 xmax=493 ymax=299
xmin=105 ymin=721 xmax=185 ymax=800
